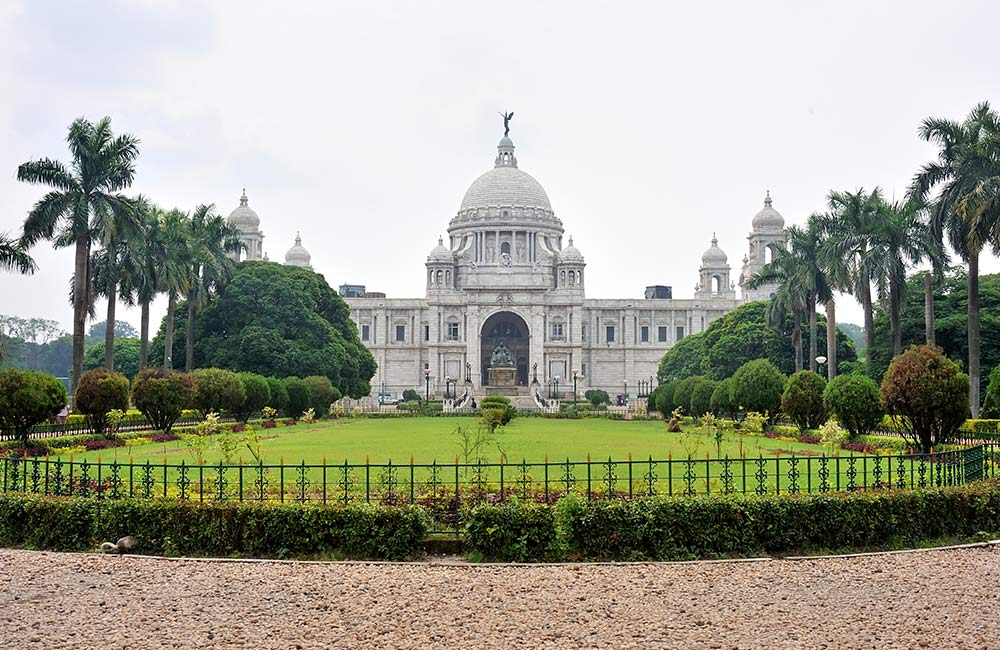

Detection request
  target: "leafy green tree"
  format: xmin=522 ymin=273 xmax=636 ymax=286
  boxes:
xmin=709 ymin=378 xmax=739 ymax=421
xmin=672 ymin=376 xmax=703 ymax=415
xmin=0 ymin=233 xmax=36 ymax=274
xmin=74 ymin=368 xmax=130 ymax=437
xmin=781 ymin=370 xmax=827 ymax=432
xmin=233 ymin=373 xmax=271 ymax=423
xmin=153 ymin=261 xmax=376 ymax=397
xmin=689 ymin=378 xmax=718 ymax=417
xmin=86 ymin=320 xmax=138 ymax=344
xmin=83 ymin=338 xmax=140 ymax=380
xmin=283 ymin=376 xmax=311 ymax=419
xmin=910 ymin=102 xmax=1000 ymax=416
xmin=981 ymin=365 xmax=1000 ymax=418
xmin=652 ymin=380 xmax=677 ymax=416
xmin=131 ymin=368 xmax=195 ymax=433
xmin=824 ymin=374 xmax=882 ymax=439
xmin=881 ymin=345 xmax=970 ymax=452
xmin=303 ymin=375 xmax=339 ymax=415
xmin=159 ymin=209 xmax=192 ymax=369
xmin=838 ymin=324 xmax=866 ymax=360
xmin=17 ymin=117 xmax=140 ymax=396
xmin=658 ymin=334 xmax=704 ymax=381
xmin=584 ymin=389 xmax=610 ymax=407
xmin=190 ymin=368 xmax=246 ymax=416
xmin=731 ymin=359 xmax=786 ymax=421
xmin=266 ymin=376 xmax=289 ymax=413
xmin=0 ymin=369 xmax=66 ymax=445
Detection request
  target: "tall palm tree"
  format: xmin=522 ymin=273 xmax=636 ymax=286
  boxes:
xmin=783 ymin=219 xmax=833 ymax=374
xmin=748 ymin=241 xmax=808 ymax=371
xmin=182 ymin=204 xmax=241 ymax=371
xmin=867 ymin=198 xmax=931 ymax=357
xmin=0 ymin=233 xmax=36 ymax=274
xmin=17 ymin=117 xmax=139 ymax=394
xmin=160 ymin=209 xmax=192 ymax=369
xmin=909 ymin=101 xmax=1000 ymax=416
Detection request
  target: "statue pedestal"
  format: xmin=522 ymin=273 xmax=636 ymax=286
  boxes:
xmin=488 ymin=367 xmax=515 ymax=387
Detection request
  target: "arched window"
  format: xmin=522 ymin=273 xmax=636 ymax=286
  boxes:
xmin=436 ymin=269 xmax=443 ymax=285
xmin=569 ymin=270 xmax=576 ymax=286
xmin=445 ymin=270 xmax=451 ymax=286
xmin=428 ymin=270 xmax=434 ymax=285
xmin=501 ymin=241 xmax=511 ymax=255
xmin=712 ymin=275 xmax=721 ymax=293
xmin=560 ymin=269 xmax=566 ymax=285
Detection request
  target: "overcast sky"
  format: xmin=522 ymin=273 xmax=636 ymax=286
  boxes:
xmin=2 ymin=0 xmax=999 ymax=335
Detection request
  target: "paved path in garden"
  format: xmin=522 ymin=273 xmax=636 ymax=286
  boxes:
xmin=1 ymin=546 xmax=998 ymax=649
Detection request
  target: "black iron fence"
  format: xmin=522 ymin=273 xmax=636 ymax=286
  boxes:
xmin=2 ymin=443 xmax=995 ymax=533
xmin=2 ymin=415 xmax=235 ymax=442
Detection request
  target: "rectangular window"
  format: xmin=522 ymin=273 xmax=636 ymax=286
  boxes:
xmin=676 ymin=326 xmax=685 ymax=341
xmin=395 ymin=325 xmax=406 ymax=342
xmin=361 ymin=324 xmax=370 ymax=342
xmin=658 ymin=326 xmax=668 ymax=342
xmin=640 ymin=326 xmax=649 ymax=343
xmin=606 ymin=325 xmax=615 ymax=343
xmin=551 ymin=322 xmax=564 ymax=339
xmin=581 ymin=363 xmax=587 ymax=377
xmin=424 ymin=325 xmax=430 ymax=341
xmin=447 ymin=322 xmax=459 ymax=340
xmin=581 ymin=325 xmax=587 ymax=342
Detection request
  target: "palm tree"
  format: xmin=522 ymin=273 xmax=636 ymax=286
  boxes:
xmin=909 ymin=101 xmax=1000 ymax=416
xmin=783 ymin=219 xmax=833 ymax=375
xmin=159 ymin=209 xmax=192 ymax=369
xmin=17 ymin=117 xmax=139 ymax=394
xmin=182 ymin=204 xmax=241 ymax=370
xmin=747 ymin=241 xmax=808 ymax=371
xmin=0 ymin=233 xmax=36 ymax=274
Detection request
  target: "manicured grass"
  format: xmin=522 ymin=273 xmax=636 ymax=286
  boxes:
xmin=72 ymin=416 xmax=839 ymax=466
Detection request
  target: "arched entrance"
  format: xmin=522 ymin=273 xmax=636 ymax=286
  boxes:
xmin=481 ymin=311 xmax=530 ymax=387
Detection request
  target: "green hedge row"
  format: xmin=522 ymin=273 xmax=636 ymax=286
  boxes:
xmin=464 ymin=482 xmax=1000 ymax=561
xmin=0 ymin=496 xmax=428 ymax=560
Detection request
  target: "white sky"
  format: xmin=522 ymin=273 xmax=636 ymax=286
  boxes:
xmin=2 ymin=0 xmax=999 ymax=334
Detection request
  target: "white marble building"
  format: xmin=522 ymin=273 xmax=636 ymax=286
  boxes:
xmin=321 ymin=131 xmax=785 ymax=399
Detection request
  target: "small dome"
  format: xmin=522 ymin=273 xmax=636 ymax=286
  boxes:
xmin=752 ymin=190 xmax=785 ymax=230
xmin=227 ymin=189 xmax=260 ymax=231
xmin=285 ymin=232 xmax=312 ymax=268
xmin=427 ymin=236 xmax=452 ymax=263
xmin=559 ymin=236 xmax=585 ymax=263
xmin=701 ymin=234 xmax=728 ymax=266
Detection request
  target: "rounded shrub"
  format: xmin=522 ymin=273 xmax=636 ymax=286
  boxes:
xmin=652 ymin=380 xmax=678 ymax=416
xmin=131 ymin=368 xmax=195 ymax=433
xmin=402 ymin=388 xmax=421 ymax=402
xmin=303 ymin=375 xmax=339 ymax=416
xmin=191 ymin=368 xmax=246 ymax=417
xmin=74 ymin=368 xmax=131 ymax=437
xmin=730 ymin=359 xmax=786 ymax=421
xmin=0 ymin=368 xmax=67 ymax=445
xmin=584 ymin=389 xmax=610 ymax=407
xmin=709 ymin=377 xmax=739 ymax=420
xmin=283 ymin=376 xmax=312 ymax=419
xmin=823 ymin=373 xmax=882 ymax=439
xmin=881 ymin=344 xmax=969 ymax=453
xmin=781 ymin=370 xmax=828 ymax=432
xmin=689 ymin=378 xmax=718 ymax=417
xmin=672 ymin=376 xmax=703 ymax=415
xmin=234 ymin=372 xmax=271 ymax=423
xmin=266 ymin=376 xmax=289 ymax=413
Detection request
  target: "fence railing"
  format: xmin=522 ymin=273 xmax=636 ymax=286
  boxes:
xmin=3 ymin=415 xmax=236 ymax=442
xmin=2 ymin=443 xmax=996 ymax=533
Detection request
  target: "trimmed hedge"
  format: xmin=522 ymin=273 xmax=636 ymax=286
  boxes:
xmin=464 ymin=483 xmax=1000 ymax=561
xmin=0 ymin=495 xmax=428 ymax=560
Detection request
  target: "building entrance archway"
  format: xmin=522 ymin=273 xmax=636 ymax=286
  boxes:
xmin=481 ymin=311 xmax=530 ymax=386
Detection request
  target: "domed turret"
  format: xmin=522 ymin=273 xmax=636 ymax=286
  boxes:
xmin=751 ymin=190 xmax=785 ymax=230
xmin=427 ymin=236 xmax=452 ymax=263
xmin=559 ymin=236 xmax=585 ymax=263
xmin=556 ymin=236 xmax=585 ymax=290
xmin=285 ymin=232 xmax=312 ymax=269
xmin=227 ymin=189 xmax=260 ymax=230
xmin=701 ymin=234 xmax=727 ymax=266
xmin=226 ymin=189 xmax=264 ymax=261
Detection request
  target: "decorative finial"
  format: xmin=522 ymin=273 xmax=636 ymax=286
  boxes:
xmin=711 ymin=232 xmax=718 ymax=244
xmin=240 ymin=188 xmax=248 ymax=206
xmin=764 ymin=190 xmax=772 ymax=207
xmin=438 ymin=236 xmax=444 ymax=246
xmin=295 ymin=231 xmax=302 ymax=244
xmin=499 ymin=111 xmax=514 ymax=137
xmin=568 ymin=235 xmax=574 ymax=247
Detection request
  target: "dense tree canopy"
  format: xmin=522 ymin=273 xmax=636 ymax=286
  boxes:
xmin=658 ymin=302 xmax=856 ymax=381
xmin=151 ymin=262 xmax=376 ymax=398
xmin=83 ymin=338 xmax=141 ymax=380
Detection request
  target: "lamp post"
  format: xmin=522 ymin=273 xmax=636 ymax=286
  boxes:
xmin=424 ymin=368 xmax=430 ymax=405
xmin=623 ymin=379 xmax=628 ymax=406
xmin=816 ymin=355 xmax=827 ymax=377
xmin=555 ymin=376 xmax=560 ymax=402
xmin=573 ymin=370 xmax=579 ymax=411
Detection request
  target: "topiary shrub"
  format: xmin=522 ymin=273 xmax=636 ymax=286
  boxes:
xmin=881 ymin=344 xmax=970 ymax=453
xmin=233 ymin=373 xmax=271 ymax=423
xmin=781 ymin=370 xmax=827 ymax=432
xmin=190 ymin=368 xmax=246 ymax=417
xmin=74 ymin=368 xmax=131 ymax=438
xmin=584 ymin=389 xmax=610 ymax=407
xmin=283 ymin=376 xmax=312 ymax=419
xmin=731 ymin=359 xmax=786 ymax=422
xmin=689 ymin=378 xmax=718 ymax=417
xmin=402 ymin=388 xmax=421 ymax=402
xmin=672 ymin=376 xmax=703 ymax=415
xmin=652 ymin=380 xmax=677 ymax=416
xmin=303 ymin=375 xmax=339 ymax=416
xmin=709 ymin=377 xmax=739 ymax=421
xmin=824 ymin=373 xmax=882 ymax=439
xmin=265 ymin=376 xmax=289 ymax=413
xmin=131 ymin=368 xmax=195 ymax=433
xmin=479 ymin=395 xmax=515 ymax=430
xmin=0 ymin=369 xmax=66 ymax=445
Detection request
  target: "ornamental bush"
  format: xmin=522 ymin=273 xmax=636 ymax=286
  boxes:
xmin=709 ymin=377 xmax=739 ymax=421
xmin=402 ymin=388 xmax=421 ymax=403
xmin=781 ymin=370 xmax=827 ymax=432
xmin=672 ymin=376 xmax=704 ymax=415
xmin=652 ymin=380 xmax=678 ymax=416
xmin=304 ymin=375 xmax=340 ymax=416
xmin=265 ymin=376 xmax=289 ymax=413
xmin=881 ymin=344 xmax=970 ymax=453
xmin=689 ymin=378 xmax=718 ymax=417
xmin=584 ymin=389 xmax=610 ymax=407
xmin=283 ymin=376 xmax=312 ymax=419
xmin=191 ymin=368 xmax=246 ymax=417
xmin=74 ymin=368 xmax=131 ymax=438
xmin=0 ymin=369 xmax=66 ymax=445
xmin=731 ymin=359 xmax=786 ymax=421
xmin=824 ymin=373 xmax=882 ymax=439
xmin=233 ymin=373 xmax=271 ymax=423
xmin=131 ymin=368 xmax=195 ymax=433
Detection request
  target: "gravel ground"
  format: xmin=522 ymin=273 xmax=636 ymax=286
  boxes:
xmin=1 ymin=546 xmax=999 ymax=649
